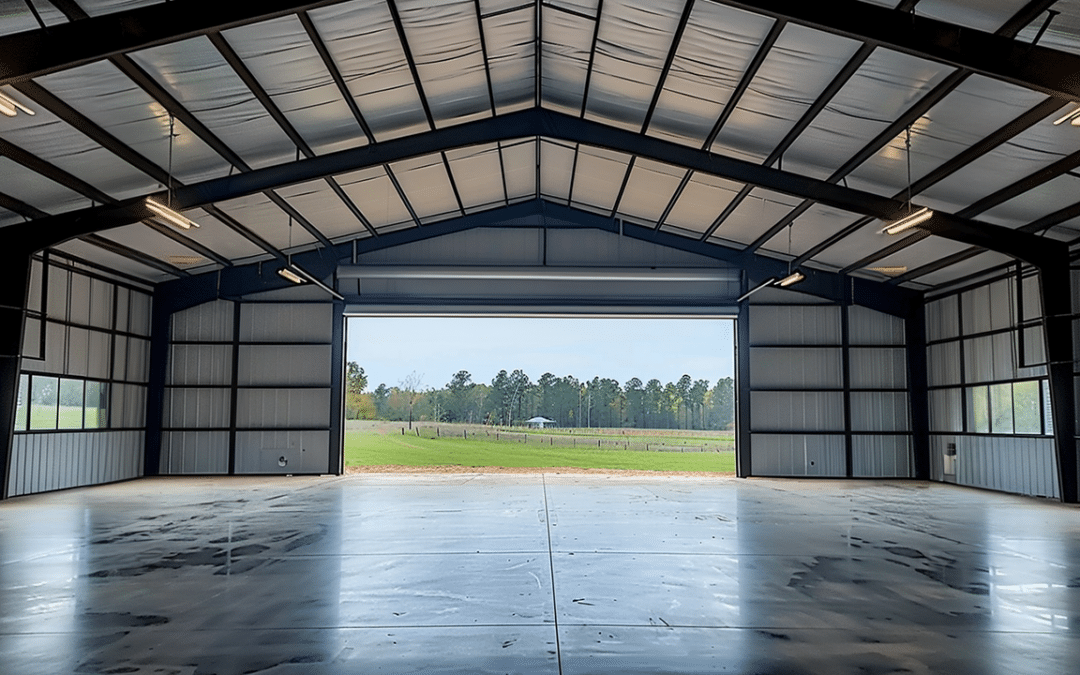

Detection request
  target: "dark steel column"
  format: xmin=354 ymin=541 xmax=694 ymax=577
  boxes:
xmin=905 ymin=299 xmax=931 ymax=481
xmin=328 ymin=300 xmax=345 ymax=475
xmin=736 ymin=300 xmax=752 ymax=477
xmin=1039 ymin=259 xmax=1077 ymax=503
xmin=0 ymin=248 xmax=31 ymax=500
xmin=143 ymin=285 xmax=174 ymax=476
xmin=841 ymin=296 xmax=853 ymax=478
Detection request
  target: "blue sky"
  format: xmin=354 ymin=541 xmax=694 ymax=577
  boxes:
xmin=347 ymin=317 xmax=734 ymax=391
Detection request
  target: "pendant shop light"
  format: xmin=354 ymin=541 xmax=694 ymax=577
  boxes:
xmin=883 ymin=126 xmax=933 ymax=235
xmin=146 ymin=114 xmax=199 ymax=230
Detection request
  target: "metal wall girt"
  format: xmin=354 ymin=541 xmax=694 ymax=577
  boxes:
xmin=713 ymin=0 xmax=1080 ymax=100
xmin=0 ymin=0 xmax=350 ymax=84
xmin=10 ymin=108 xmax=1069 ymax=273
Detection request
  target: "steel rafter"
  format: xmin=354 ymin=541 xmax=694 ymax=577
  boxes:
xmin=577 ymin=0 xmax=604 ymax=117
xmin=794 ymin=95 xmax=1068 ymax=270
xmin=707 ymin=0 xmax=1080 ymax=99
xmin=704 ymin=42 xmax=876 ymax=243
xmin=0 ymin=0 xmax=351 ymax=85
xmin=0 ymin=191 xmax=48 ymax=220
xmin=12 ymin=80 xmax=233 ymax=268
xmin=209 ymin=32 xmax=376 ymax=238
xmin=82 ymin=234 xmax=189 ymax=278
xmin=472 ymin=0 xmax=498 ymax=115
xmin=10 ymin=108 xmax=1068 ymax=271
xmin=640 ymin=0 xmax=697 ymax=134
xmin=842 ymin=141 xmax=1080 ymax=275
xmin=728 ymin=0 xmax=1057 ymax=261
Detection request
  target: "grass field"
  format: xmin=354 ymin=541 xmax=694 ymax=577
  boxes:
xmin=345 ymin=423 xmax=736 ymax=473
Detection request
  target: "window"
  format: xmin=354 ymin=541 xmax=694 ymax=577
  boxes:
xmin=58 ymin=378 xmax=85 ymax=430
xmin=15 ymin=374 xmax=28 ymax=430
xmin=965 ymin=380 xmax=1046 ymax=436
xmin=29 ymin=376 xmax=58 ymax=430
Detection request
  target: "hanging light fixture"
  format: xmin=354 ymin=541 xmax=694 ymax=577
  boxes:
xmin=1052 ymin=104 xmax=1080 ymax=127
xmin=146 ymin=113 xmax=198 ymax=230
xmin=0 ymin=92 xmax=34 ymax=117
xmin=776 ymin=271 xmax=805 ymax=287
xmin=277 ymin=266 xmax=305 ymax=284
xmin=882 ymin=126 xmax=933 ymax=235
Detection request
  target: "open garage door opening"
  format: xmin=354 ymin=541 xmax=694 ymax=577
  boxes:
xmin=343 ymin=316 xmax=737 ymax=474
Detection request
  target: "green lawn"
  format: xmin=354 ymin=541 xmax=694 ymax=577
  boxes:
xmin=345 ymin=431 xmax=735 ymax=473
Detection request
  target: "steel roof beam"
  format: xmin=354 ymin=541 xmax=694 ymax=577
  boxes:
xmin=709 ymin=0 xmax=1080 ymax=99
xmin=0 ymin=0 xmax=350 ymax=85
xmin=82 ymin=234 xmax=189 ymax=279
xmin=11 ymin=107 xmax=1066 ymax=269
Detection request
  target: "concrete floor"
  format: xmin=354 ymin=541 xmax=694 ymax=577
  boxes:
xmin=1 ymin=474 xmax=1079 ymax=674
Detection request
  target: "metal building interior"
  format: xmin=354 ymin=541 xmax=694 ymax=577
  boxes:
xmin=2 ymin=0 xmax=1080 ymax=672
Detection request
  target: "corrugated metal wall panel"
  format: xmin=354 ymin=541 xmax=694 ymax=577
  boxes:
xmin=928 ymin=342 xmax=962 ymax=386
xmin=852 ymin=435 xmax=912 ymax=477
xmin=237 ymin=345 xmax=332 ymax=386
xmin=848 ymin=306 xmax=904 ymax=345
xmin=162 ymin=431 xmax=230 ymax=474
xmin=164 ymin=388 xmax=231 ymax=429
xmin=168 ymin=345 xmax=233 ymax=386
xmin=7 ymin=432 xmax=144 ymax=497
xmin=750 ymin=434 xmax=845 ymax=476
xmin=235 ymin=430 xmax=330 ymax=474
xmin=236 ymin=389 xmax=332 ymax=429
xmin=749 ymin=306 xmax=841 ymax=345
xmin=953 ymin=436 xmax=1058 ymax=499
xmin=171 ymin=299 xmax=234 ymax=342
xmin=850 ymin=392 xmax=909 ymax=432
xmin=929 ymin=389 xmax=963 ymax=432
xmin=750 ymin=391 xmax=844 ymax=431
xmin=240 ymin=304 xmax=333 ymax=343
xmin=926 ymin=295 xmax=960 ymax=341
xmin=849 ymin=348 xmax=907 ymax=389
xmin=749 ymin=348 xmax=842 ymax=389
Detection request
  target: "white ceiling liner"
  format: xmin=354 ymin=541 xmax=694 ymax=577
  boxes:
xmin=1015 ymin=1 xmax=1080 ymax=56
xmin=80 ymin=0 xmax=165 ymax=17
xmin=0 ymin=156 xmax=90 ymax=215
xmin=388 ymin=154 xmax=463 ymax=221
xmin=128 ymin=37 xmax=298 ymax=170
xmin=482 ymin=8 xmax=536 ymax=114
xmin=97 ymin=223 xmax=208 ymax=266
xmin=397 ymin=0 xmax=492 ymax=127
xmin=617 ymin=157 xmax=688 ymax=223
xmin=913 ymin=250 xmax=1014 ymax=288
xmin=645 ymin=2 xmax=775 ymax=148
xmin=582 ymin=0 xmax=683 ymax=132
xmin=915 ymin=0 xmax=1034 ymax=33
xmin=273 ymin=181 xmax=373 ymax=242
xmin=335 ymin=165 xmax=415 ymax=229
xmin=707 ymin=188 xmax=804 ymax=246
xmin=177 ymin=208 xmax=270 ymax=260
xmin=309 ymin=0 xmax=430 ymax=141
xmin=34 ymin=61 xmax=234 ymax=186
xmin=783 ymin=49 xmax=955 ymax=181
xmin=499 ymin=139 xmax=538 ymax=200
xmin=845 ymin=74 xmax=1050 ymax=199
xmin=663 ymin=173 xmax=744 ymax=234
xmin=760 ymin=203 xmax=865 ymax=259
xmin=710 ymin=23 xmax=863 ymax=163
xmin=919 ymin=111 xmax=1080 ymax=213
xmin=540 ymin=6 xmax=595 ymax=115
xmin=977 ymin=174 xmax=1080 ymax=231
xmin=0 ymin=0 xmax=68 ymax=36
xmin=540 ymin=139 xmax=577 ymax=202
xmin=480 ymin=0 xmax=533 ymax=14
xmin=445 ymin=143 xmax=509 ymax=211
xmin=570 ymin=145 xmax=633 ymax=211
xmin=860 ymin=232 xmax=972 ymax=279
xmin=0 ymin=86 xmax=159 ymax=202
xmin=223 ymin=16 xmax=370 ymax=156
xmin=212 ymin=192 xmax=319 ymax=251
xmin=549 ymin=0 xmax=600 ymax=16
xmin=54 ymin=239 xmax=168 ymax=282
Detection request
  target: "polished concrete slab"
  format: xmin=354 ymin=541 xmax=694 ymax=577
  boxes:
xmin=1 ymin=473 xmax=1079 ymax=674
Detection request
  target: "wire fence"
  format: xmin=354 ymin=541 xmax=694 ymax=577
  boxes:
xmin=393 ymin=425 xmax=734 ymax=453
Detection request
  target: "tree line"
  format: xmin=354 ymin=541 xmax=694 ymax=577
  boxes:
xmin=346 ymin=363 xmax=734 ymax=430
